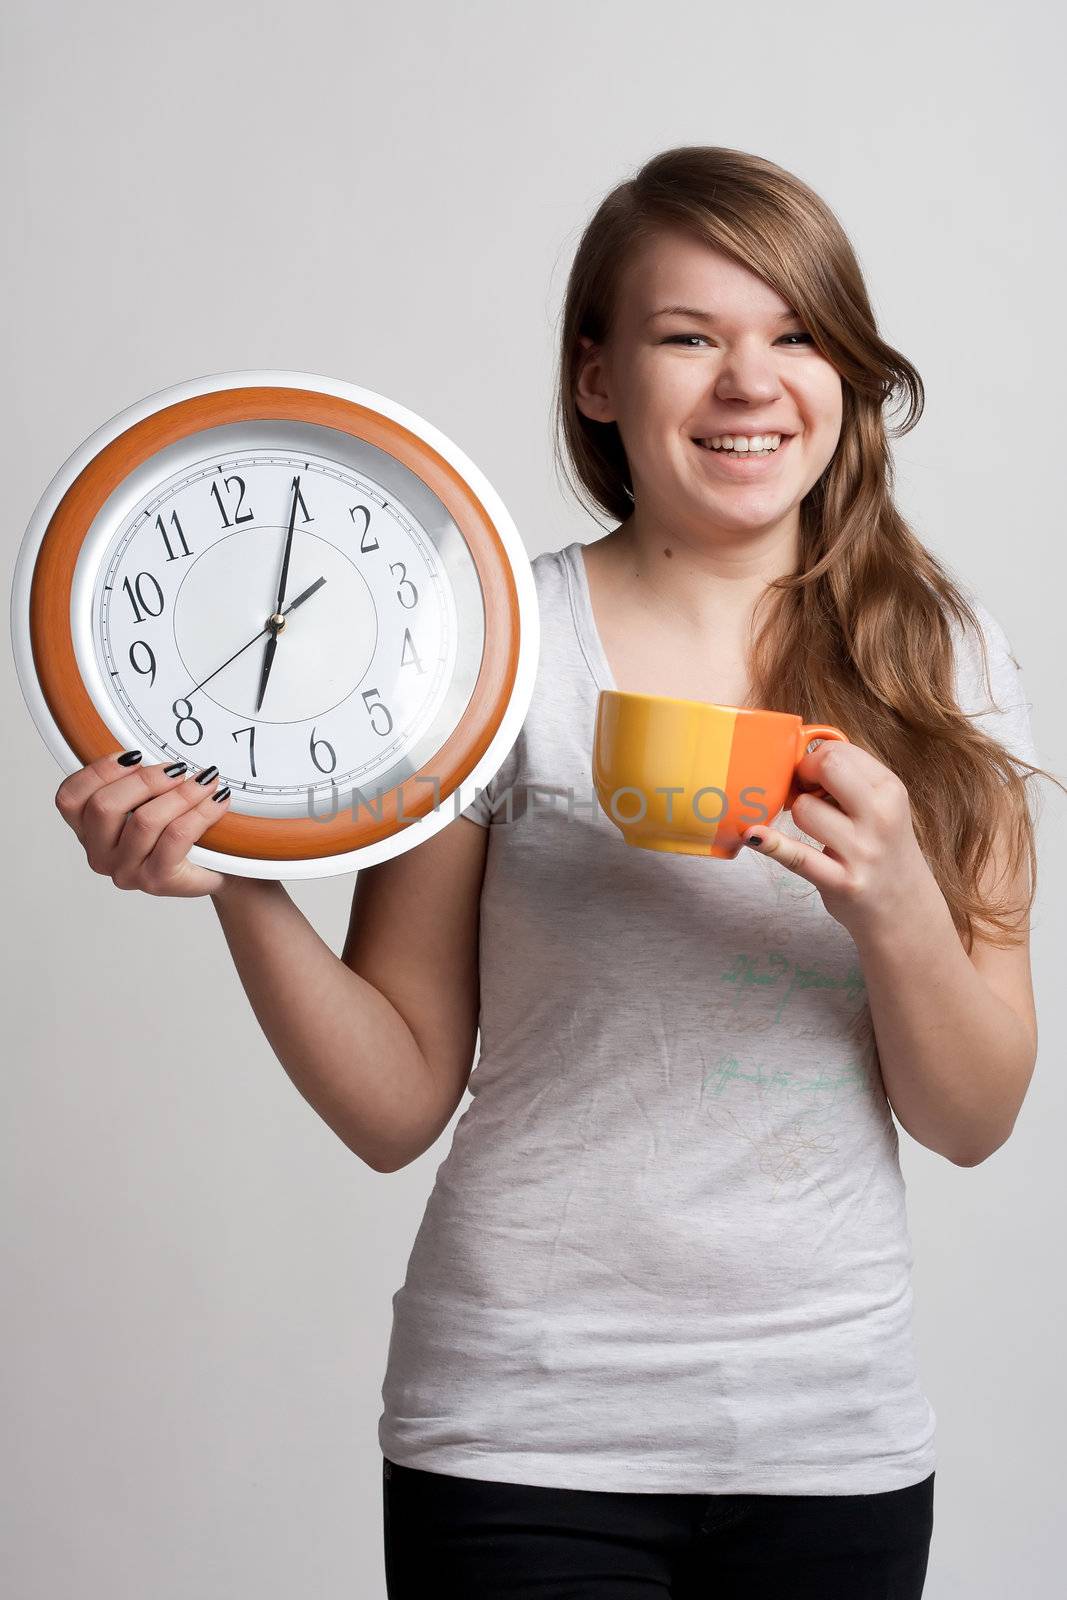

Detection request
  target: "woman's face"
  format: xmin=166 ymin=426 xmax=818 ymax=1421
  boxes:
xmin=576 ymin=229 xmax=843 ymax=546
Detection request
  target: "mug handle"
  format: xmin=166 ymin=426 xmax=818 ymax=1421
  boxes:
xmin=784 ymin=724 xmax=850 ymax=810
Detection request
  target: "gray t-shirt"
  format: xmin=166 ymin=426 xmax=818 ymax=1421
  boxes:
xmin=378 ymin=539 xmax=1039 ymax=1495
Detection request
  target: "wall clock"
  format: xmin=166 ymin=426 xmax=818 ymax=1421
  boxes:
xmin=10 ymin=370 xmax=539 ymax=878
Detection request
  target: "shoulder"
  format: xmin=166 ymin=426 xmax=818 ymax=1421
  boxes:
xmin=515 ymin=542 xmax=580 ymax=623
xmin=948 ymin=578 xmax=1017 ymax=646
xmin=947 ymin=581 xmax=1026 ymax=691
xmin=527 ymin=543 xmax=572 ymax=587
xmin=944 ymin=581 xmax=1038 ymax=767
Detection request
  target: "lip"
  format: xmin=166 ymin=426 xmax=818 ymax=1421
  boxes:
xmin=691 ymin=434 xmax=794 ymax=473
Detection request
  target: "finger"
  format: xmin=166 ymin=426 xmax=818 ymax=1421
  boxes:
xmin=788 ymin=789 xmax=856 ymax=857
xmin=794 ymin=741 xmax=880 ymax=811
xmin=56 ymin=751 xmax=197 ymax=858
xmin=110 ymin=767 xmax=225 ymax=887
xmin=741 ymin=822 xmax=850 ymax=892
xmin=133 ymin=781 xmax=233 ymax=897
xmin=53 ymin=748 xmax=140 ymax=836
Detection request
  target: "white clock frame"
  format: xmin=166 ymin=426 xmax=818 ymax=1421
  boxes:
xmin=10 ymin=369 xmax=540 ymax=879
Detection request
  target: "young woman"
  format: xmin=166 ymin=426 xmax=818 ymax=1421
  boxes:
xmin=55 ymin=147 xmax=1059 ymax=1597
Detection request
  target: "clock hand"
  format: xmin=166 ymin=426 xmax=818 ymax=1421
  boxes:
xmin=253 ymin=574 xmax=327 ymax=714
xmin=183 ymin=575 xmax=328 ymax=702
xmin=254 ymin=632 xmax=279 ymax=714
xmin=187 ymin=626 xmax=272 ymax=700
xmin=255 ymin=477 xmax=304 ymax=713
xmin=274 ymin=475 xmax=301 ymax=613
xmin=283 ymin=574 xmax=326 ymax=612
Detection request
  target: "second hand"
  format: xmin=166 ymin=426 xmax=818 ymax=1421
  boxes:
xmin=182 ymin=575 xmax=327 ymax=701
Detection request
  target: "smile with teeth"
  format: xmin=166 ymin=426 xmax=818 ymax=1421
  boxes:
xmin=694 ymin=433 xmax=784 ymax=455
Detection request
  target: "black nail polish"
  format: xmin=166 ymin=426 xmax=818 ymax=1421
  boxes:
xmin=195 ymin=765 xmax=220 ymax=786
xmin=212 ymin=786 xmax=231 ymax=803
xmin=164 ymin=761 xmax=188 ymax=777
xmin=745 ymin=834 xmax=764 ymax=848
xmin=116 ymin=750 xmax=142 ymax=766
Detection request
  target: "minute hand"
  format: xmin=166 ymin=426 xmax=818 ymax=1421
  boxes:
xmin=255 ymin=477 xmax=304 ymax=712
xmin=274 ymin=475 xmax=301 ymax=613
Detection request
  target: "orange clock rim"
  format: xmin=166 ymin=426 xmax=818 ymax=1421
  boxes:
xmin=29 ymin=385 xmax=520 ymax=860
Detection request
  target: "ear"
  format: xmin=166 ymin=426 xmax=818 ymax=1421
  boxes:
xmin=574 ymin=334 xmax=616 ymax=425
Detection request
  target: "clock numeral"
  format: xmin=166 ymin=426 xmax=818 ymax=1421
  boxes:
xmin=123 ymin=571 xmax=165 ymax=624
xmin=171 ymin=696 xmax=204 ymax=747
xmin=129 ymin=639 xmax=157 ymax=687
xmin=210 ymin=474 xmax=255 ymax=529
xmin=362 ymin=687 xmax=394 ymax=737
xmin=349 ymin=504 xmax=378 ymax=553
xmin=291 ymin=478 xmax=313 ymax=523
xmin=232 ymin=725 xmax=257 ymax=779
xmin=156 ymin=509 xmax=193 ymax=561
xmin=400 ymin=627 xmax=425 ymax=675
xmin=390 ymin=560 xmax=418 ymax=610
xmin=310 ymin=727 xmax=337 ymax=774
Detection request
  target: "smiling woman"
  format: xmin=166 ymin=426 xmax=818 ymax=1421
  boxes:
xmin=376 ymin=143 xmax=1063 ymax=1600
xmin=555 ymin=149 xmax=1064 ymax=954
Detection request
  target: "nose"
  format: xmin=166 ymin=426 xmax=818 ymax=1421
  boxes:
xmin=712 ymin=338 xmax=783 ymax=407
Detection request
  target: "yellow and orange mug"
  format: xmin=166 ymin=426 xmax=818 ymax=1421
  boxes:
xmin=592 ymin=690 xmax=850 ymax=859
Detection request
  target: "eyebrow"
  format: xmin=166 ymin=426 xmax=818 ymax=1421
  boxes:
xmin=645 ymin=305 xmax=802 ymax=325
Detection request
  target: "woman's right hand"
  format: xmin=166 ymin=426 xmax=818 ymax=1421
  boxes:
xmin=54 ymin=750 xmax=237 ymax=899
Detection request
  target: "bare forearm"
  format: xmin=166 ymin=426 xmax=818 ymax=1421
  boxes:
xmin=852 ymin=885 xmax=1035 ymax=1165
xmin=208 ymin=876 xmax=437 ymax=1170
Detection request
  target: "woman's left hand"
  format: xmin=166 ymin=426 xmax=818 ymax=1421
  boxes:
xmin=739 ymin=741 xmax=941 ymax=941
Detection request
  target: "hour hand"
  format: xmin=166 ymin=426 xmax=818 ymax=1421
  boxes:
xmin=254 ymin=577 xmax=323 ymax=712
xmin=283 ymin=575 xmax=326 ymax=615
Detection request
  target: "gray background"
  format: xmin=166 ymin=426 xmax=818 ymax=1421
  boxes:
xmin=3 ymin=2 xmax=1064 ymax=1594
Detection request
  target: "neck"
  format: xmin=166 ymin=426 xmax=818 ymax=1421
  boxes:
xmin=606 ymin=511 xmax=800 ymax=634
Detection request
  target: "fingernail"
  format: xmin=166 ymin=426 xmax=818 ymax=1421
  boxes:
xmin=195 ymin=765 xmax=220 ymax=786
xmin=212 ymin=786 xmax=231 ymax=804
xmin=745 ymin=834 xmax=764 ymax=848
xmin=116 ymin=750 xmax=142 ymax=766
xmin=164 ymin=761 xmax=188 ymax=778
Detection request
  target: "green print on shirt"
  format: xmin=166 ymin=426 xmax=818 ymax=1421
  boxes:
xmin=699 ymin=1055 xmax=873 ymax=1107
xmin=697 ymin=1052 xmax=888 ymax=1207
xmin=720 ymin=951 xmax=867 ymax=1025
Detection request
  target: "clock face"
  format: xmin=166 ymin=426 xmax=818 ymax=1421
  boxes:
xmin=12 ymin=374 xmax=538 ymax=878
xmin=79 ymin=420 xmax=482 ymax=820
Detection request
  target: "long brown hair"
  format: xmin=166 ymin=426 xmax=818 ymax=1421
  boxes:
xmin=553 ymin=145 xmax=1062 ymax=953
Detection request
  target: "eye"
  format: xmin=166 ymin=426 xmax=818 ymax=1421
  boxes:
xmin=660 ymin=331 xmax=815 ymax=348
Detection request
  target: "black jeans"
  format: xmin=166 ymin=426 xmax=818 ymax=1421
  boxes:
xmin=382 ymin=1456 xmax=935 ymax=1598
